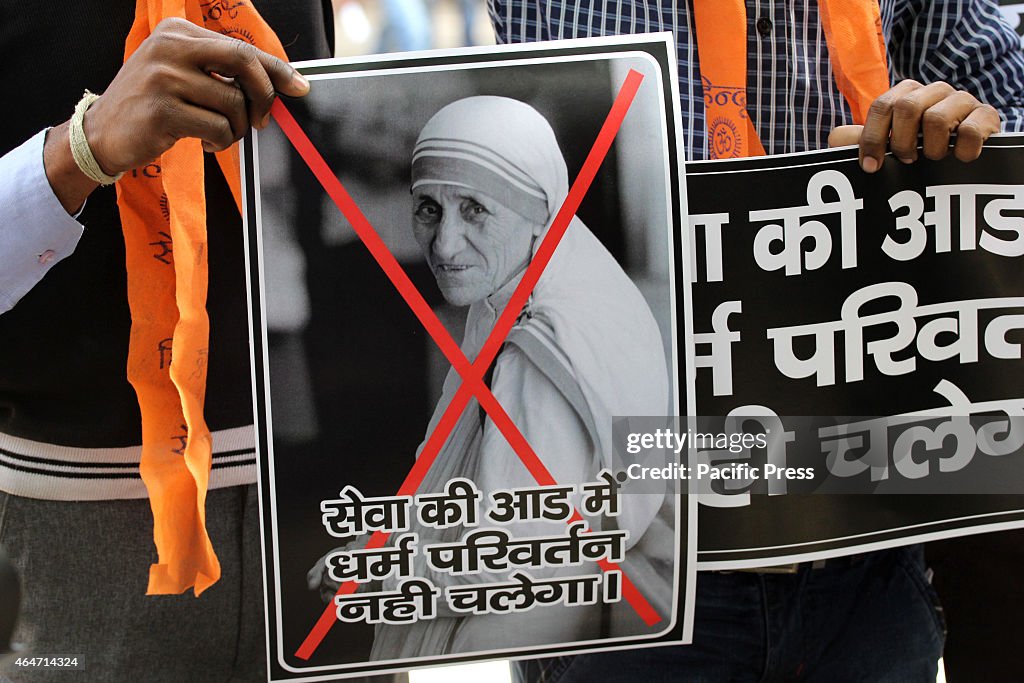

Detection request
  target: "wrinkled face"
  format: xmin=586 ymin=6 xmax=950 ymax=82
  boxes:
xmin=412 ymin=184 xmax=543 ymax=306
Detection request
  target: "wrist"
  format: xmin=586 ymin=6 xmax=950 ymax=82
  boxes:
xmin=80 ymin=96 xmax=124 ymax=178
xmin=71 ymin=92 xmax=124 ymax=183
xmin=43 ymin=122 xmax=99 ymax=215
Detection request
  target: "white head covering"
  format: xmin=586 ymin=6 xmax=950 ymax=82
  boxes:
xmin=411 ymin=96 xmax=566 ymax=225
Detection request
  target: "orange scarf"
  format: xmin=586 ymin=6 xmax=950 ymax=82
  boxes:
xmin=115 ymin=0 xmax=286 ymax=596
xmin=692 ymin=0 xmax=889 ymax=158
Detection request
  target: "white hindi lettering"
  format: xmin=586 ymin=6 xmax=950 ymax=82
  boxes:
xmin=689 ymin=212 xmax=728 ymax=283
xmin=320 ymin=486 xmax=412 ymax=538
xmin=767 ymin=283 xmax=1024 ymax=387
xmin=696 ymin=407 xmax=796 ymax=509
xmin=840 ymin=282 xmax=918 ymax=382
xmin=750 ymin=169 xmax=861 ymax=276
xmin=444 ymin=571 xmax=615 ymax=616
xmin=326 ymin=533 xmax=418 ymax=583
xmin=424 ymin=522 xmax=628 ymax=575
xmin=487 ymin=484 xmax=575 ymax=524
xmin=415 ymin=478 xmax=482 ymax=529
xmin=821 ymin=380 xmax=1024 ymax=482
xmin=694 ymin=300 xmax=742 ymax=396
xmin=334 ymin=578 xmax=439 ymax=625
xmin=580 ymin=470 xmax=622 ymax=517
xmin=884 ymin=185 xmax=1024 ymax=261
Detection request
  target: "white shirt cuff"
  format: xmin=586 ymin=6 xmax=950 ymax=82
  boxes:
xmin=0 ymin=129 xmax=85 ymax=314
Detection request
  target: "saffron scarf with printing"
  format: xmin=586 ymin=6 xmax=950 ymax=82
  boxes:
xmin=115 ymin=0 xmax=286 ymax=596
xmin=693 ymin=0 xmax=890 ymax=158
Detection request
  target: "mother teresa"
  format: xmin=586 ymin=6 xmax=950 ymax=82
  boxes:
xmin=372 ymin=96 xmax=673 ymax=658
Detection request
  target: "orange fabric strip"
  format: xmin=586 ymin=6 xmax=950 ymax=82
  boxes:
xmin=692 ymin=0 xmax=889 ymax=158
xmin=818 ymin=0 xmax=891 ymax=125
xmin=117 ymin=0 xmax=286 ymax=596
xmin=691 ymin=0 xmax=766 ymax=159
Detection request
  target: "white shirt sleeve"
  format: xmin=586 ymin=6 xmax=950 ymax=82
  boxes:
xmin=0 ymin=129 xmax=85 ymax=314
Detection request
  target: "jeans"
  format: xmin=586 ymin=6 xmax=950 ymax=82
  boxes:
xmin=515 ymin=546 xmax=945 ymax=683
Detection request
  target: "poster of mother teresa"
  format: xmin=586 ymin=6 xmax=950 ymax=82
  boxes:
xmin=243 ymin=35 xmax=694 ymax=680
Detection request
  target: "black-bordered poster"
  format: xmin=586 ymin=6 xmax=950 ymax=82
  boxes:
xmin=685 ymin=139 xmax=1024 ymax=568
xmin=241 ymin=35 xmax=695 ymax=680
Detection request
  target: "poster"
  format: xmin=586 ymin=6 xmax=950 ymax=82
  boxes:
xmin=683 ymin=139 xmax=1024 ymax=568
xmin=242 ymin=35 xmax=695 ymax=680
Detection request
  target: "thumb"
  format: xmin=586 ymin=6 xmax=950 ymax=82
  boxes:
xmin=828 ymin=125 xmax=863 ymax=148
xmin=255 ymin=49 xmax=310 ymax=98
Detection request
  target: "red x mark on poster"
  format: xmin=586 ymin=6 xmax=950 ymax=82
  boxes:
xmin=268 ymin=68 xmax=659 ymax=661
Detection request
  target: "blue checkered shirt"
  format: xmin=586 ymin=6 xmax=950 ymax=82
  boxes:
xmin=487 ymin=0 xmax=1024 ymax=160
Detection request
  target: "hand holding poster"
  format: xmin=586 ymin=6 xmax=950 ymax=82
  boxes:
xmin=242 ymin=35 xmax=694 ymax=680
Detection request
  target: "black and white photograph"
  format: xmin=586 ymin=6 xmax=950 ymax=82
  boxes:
xmin=241 ymin=35 xmax=694 ymax=680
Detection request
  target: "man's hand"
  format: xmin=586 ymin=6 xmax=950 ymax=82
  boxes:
xmin=828 ymin=79 xmax=1001 ymax=172
xmin=44 ymin=17 xmax=309 ymax=213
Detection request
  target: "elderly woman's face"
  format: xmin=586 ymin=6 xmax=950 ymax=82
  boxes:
xmin=412 ymin=183 xmax=542 ymax=306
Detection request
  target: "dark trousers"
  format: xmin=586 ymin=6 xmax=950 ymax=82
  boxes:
xmin=0 ymin=486 xmax=407 ymax=683
xmin=0 ymin=486 xmax=266 ymax=683
xmin=928 ymin=529 xmax=1024 ymax=682
xmin=515 ymin=546 xmax=944 ymax=683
